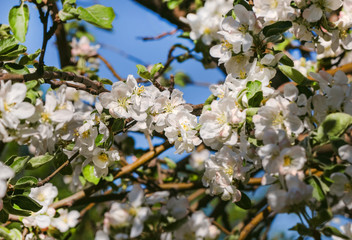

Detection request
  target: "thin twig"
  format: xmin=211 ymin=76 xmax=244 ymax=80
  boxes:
xmin=138 ymin=29 xmax=178 ymax=41
xmin=97 ymin=54 xmax=123 ymax=81
xmin=50 ymin=142 xmax=172 ymax=209
xmin=239 ymin=206 xmax=272 ymax=240
xmin=37 ymin=151 xmax=79 ymax=187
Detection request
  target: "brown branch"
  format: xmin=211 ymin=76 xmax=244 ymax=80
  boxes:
xmin=212 ymin=220 xmax=231 ymax=235
xmin=97 ymin=54 xmax=123 ymax=81
xmin=0 ymin=71 xmax=108 ymax=94
xmin=50 ymin=141 xmax=172 ymax=209
xmin=239 ymin=206 xmax=272 ymax=240
xmin=189 ymin=103 xmax=204 ymax=116
xmin=37 ymin=151 xmax=79 ymax=187
xmin=159 ymin=182 xmax=196 ymax=190
xmin=50 ymin=2 xmax=73 ymax=68
xmin=325 ymin=62 xmax=352 ymax=75
xmin=134 ymin=0 xmax=190 ymax=31
xmin=138 ymin=28 xmax=178 ymax=41
xmin=35 ymin=2 xmax=58 ymax=74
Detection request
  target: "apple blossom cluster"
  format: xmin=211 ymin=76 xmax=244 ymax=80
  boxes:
xmin=99 ymin=75 xmax=202 ymax=154
xmin=95 ymin=185 xmax=220 ymax=240
xmin=23 ymin=183 xmax=80 ymax=234
xmin=181 ymin=0 xmax=233 ymax=45
xmin=3 ymin=0 xmax=352 ymax=238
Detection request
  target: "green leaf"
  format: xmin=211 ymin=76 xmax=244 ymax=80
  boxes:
xmin=24 ymin=80 xmax=38 ymax=90
xmin=310 ymin=209 xmax=332 ymax=227
xmin=99 ymin=78 xmax=113 ymax=85
xmin=27 ymin=153 xmax=54 ymax=169
xmin=78 ymin=5 xmax=115 ymax=29
xmin=111 ymin=118 xmax=125 ymax=133
xmin=166 ymin=0 xmax=183 ymax=9
xmin=2 ymin=199 xmax=31 ymax=217
xmin=0 ymin=210 xmax=8 ymax=223
xmin=26 ymin=89 xmax=40 ymax=104
xmin=279 ymin=54 xmax=294 ymax=67
xmin=0 ymin=37 xmax=18 ymax=55
xmin=4 ymin=63 xmax=29 ymax=74
xmin=289 ymin=223 xmax=312 ymax=236
xmin=306 ymin=175 xmax=326 ymax=201
xmin=164 ymin=217 xmax=188 ymax=232
xmin=164 ymin=157 xmax=176 ymax=169
xmin=136 ymin=64 xmax=151 ymax=79
xmin=150 ymin=63 xmax=164 ymax=78
xmin=278 ymin=65 xmax=308 ymax=85
xmin=235 ymin=192 xmax=251 ymax=210
xmin=174 ymin=72 xmax=191 ymax=87
xmin=82 ymin=164 xmax=100 ymax=185
xmin=19 ymin=48 xmax=41 ymax=65
xmin=0 ymin=37 xmax=26 ymax=61
xmin=15 ymin=176 xmax=38 ymax=189
xmin=11 ymin=195 xmax=42 ymax=212
xmin=262 ymin=21 xmax=292 ymax=37
xmin=8 ymin=4 xmax=29 ymax=42
xmin=322 ymin=226 xmax=349 ymax=239
xmin=315 ymin=113 xmax=352 ymax=143
xmin=246 ymin=81 xmax=263 ymax=107
xmin=0 ymin=226 xmax=11 ymax=240
xmin=53 ymin=151 xmax=72 ymax=175
xmin=5 ymin=156 xmax=29 ymax=173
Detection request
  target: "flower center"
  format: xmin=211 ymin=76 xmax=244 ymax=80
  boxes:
xmin=221 ymin=40 xmax=232 ymax=49
xmin=272 ymin=112 xmax=284 ymax=126
xmin=203 ymin=27 xmax=211 ymax=35
xmin=163 ymin=102 xmax=173 ymax=113
xmin=216 ymin=113 xmax=227 ymax=125
xmin=37 ymin=192 xmax=46 ymax=202
xmin=82 ymin=130 xmax=90 ymax=138
xmin=238 ymin=24 xmax=249 ymax=35
xmin=41 ymin=112 xmax=51 ymax=123
xmin=128 ymin=207 xmax=137 ymax=216
xmin=270 ymin=0 xmax=278 ymax=8
xmin=118 ymin=97 xmax=128 ymax=109
xmin=344 ymin=182 xmax=352 ymax=192
xmin=134 ymin=84 xmax=145 ymax=95
xmin=98 ymin=153 xmax=109 ymax=162
xmin=283 ymin=155 xmax=292 ymax=166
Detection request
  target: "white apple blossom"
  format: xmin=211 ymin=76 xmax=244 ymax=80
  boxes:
xmin=302 ymin=0 xmax=342 ymax=22
xmin=29 ymin=183 xmax=58 ymax=210
xmin=189 ymin=149 xmax=210 ymax=171
xmin=338 ymin=145 xmax=352 ymax=163
xmin=267 ymin=174 xmax=313 ymax=212
xmin=253 ymin=0 xmax=294 ymax=23
xmin=103 ymin=185 xmax=150 ymax=238
xmin=219 ymin=5 xmax=256 ymax=54
xmin=330 ymin=166 xmax=352 ymax=209
xmin=161 ymin=196 xmax=189 ymax=220
xmin=0 ymin=81 xmax=35 ymax=141
xmin=51 ymin=209 xmax=80 ymax=232
xmin=200 ymin=98 xmax=246 ymax=149
xmin=173 ymin=211 xmax=220 ymax=240
xmin=71 ymin=36 xmax=100 ymax=57
xmin=151 ymin=89 xmax=192 ymax=133
xmin=0 ymin=162 xmax=14 ymax=210
xmin=164 ymin=110 xmax=202 ymax=154
xmin=203 ymin=146 xmax=249 ymax=202
xmin=181 ymin=0 xmax=233 ymax=45
xmin=253 ymin=95 xmax=304 ymax=140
